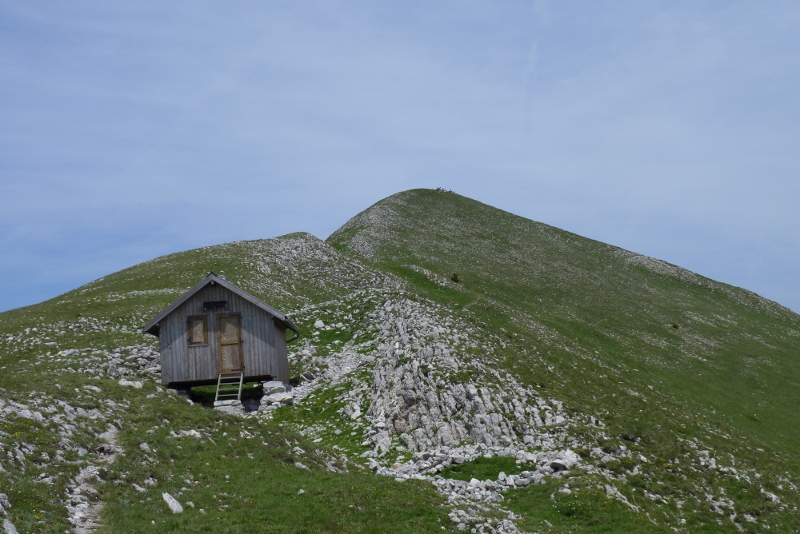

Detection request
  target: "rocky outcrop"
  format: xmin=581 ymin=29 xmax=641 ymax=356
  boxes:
xmin=258 ymin=381 xmax=294 ymax=411
xmin=282 ymin=289 xmax=591 ymax=532
xmin=326 ymin=295 xmax=583 ymax=458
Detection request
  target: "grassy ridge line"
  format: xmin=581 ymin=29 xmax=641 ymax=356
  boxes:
xmin=327 ymin=188 xmax=800 ymax=448
xmin=328 ymin=188 xmax=800 ymax=531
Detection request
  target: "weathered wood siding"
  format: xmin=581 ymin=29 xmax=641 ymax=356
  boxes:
xmin=159 ymin=283 xmax=288 ymax=385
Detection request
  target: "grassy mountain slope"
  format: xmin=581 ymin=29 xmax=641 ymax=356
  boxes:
xmin=0 ymin=189 xmax=798 ymax=532
xmin=328 ymin=188 xmax=800 ymax=531
xmin=0 ymin=234 xmax=449 ymax=533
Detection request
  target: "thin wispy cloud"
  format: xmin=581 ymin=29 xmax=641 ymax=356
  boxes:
xmin=1 ymin=1 xmax=798 ymax=312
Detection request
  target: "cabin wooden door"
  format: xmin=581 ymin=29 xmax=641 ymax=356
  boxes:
xmin=216 ymin=314 xmax=243 ymax=373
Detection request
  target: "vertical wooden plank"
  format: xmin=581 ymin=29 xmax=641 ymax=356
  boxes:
xmin=240 ymin=296 xmax=251 ymax=374
xmin=267 ymin=320 xmax=275 ymax=378
xmin=206 ymin=285 xmax=217 ymax=379
xmin=168 ymin=314 xmax=180 ymax=383
xmin=163 ymin=315 xmax=174 ymax=383
xmin=164 ymin=317 xmax=181 ymax=382
xmin=252 ymin=307 xmax=261 ymax=376
xmin=251 ymin=301 xmax=264 ymax=376
xmin=268 ymin=317 xmax=275 ymax=347
xmin=276 ymin=325 xmax=288 ymax=382
xmin=168 ymin=314 xmax=184 ymax=383
xmin=183 ymin=291 xmax=195 ymax=381
xmin=261 ymin=315 xmax=269 ymax=377
xmin=159 ymin=318 xmax=171 ymax=384
xmin=264 ymin=311 xmax=272 ymax=377
xmin=266 ymin=313 xmax=274 ymax=375
xmin=206 ymin=286 xmax=216 ymax=378
xmin=266 ymin=319 xmax=276 ymax=377
xmin=252 ymin=302 xmax=261 ymax=374
xmin=252 ymin=301 xmax=263 ymax=375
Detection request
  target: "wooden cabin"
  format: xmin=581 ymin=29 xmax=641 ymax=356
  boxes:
xmin=142 ymin=272 xmax=299 ymax=387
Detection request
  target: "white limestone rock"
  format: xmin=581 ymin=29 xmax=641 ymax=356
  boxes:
xmin=214 ymin=400 xmax=244 ymax=415
xmin=262 ymin=381 xmax=286 ymax=395
xmin=375 ymin=431 xmax=392 ymax=456
xmin=262 ymin=392 xmax=293 ymax=406
xmin=550 ymin=449 xmax=580 ymax=472
xmin=162 ymin=492 xmax=183 ymax=514
xmin=0 ymin=494 xmax=9 ymax=515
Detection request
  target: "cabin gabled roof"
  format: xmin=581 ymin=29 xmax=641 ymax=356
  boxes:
xmin=142 ymin=271 xmax=300 ymax=337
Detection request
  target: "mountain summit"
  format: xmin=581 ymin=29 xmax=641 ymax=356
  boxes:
xmin=0 ymin=189 xmax=798 ymax=532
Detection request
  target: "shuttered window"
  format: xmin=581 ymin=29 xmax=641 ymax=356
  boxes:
xmin=187 ymin=316 xmax=208 ymax=345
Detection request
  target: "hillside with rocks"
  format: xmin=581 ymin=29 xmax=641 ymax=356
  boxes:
xmin=0 ymin=189 xmax=799 ymax=532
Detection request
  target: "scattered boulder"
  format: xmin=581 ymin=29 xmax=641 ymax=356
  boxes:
xmin=549 ymin=450 xmax=580 ymax=472
xmin=214 ymin=400 xmax=244 ymax=415
xmin=301 ymin=371 xmax=317 ymax=381
xmin=262 ymin=381 xmax=286 ymax=395
xmin=259 ymin=391 xmax=293 ymax=411
xmin=269 ymin=392 xmax=294 ymax=404
xmin=162 ymin=492 xmax=183 ymax=514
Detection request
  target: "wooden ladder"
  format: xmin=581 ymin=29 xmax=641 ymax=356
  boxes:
xmin=215 ymin=372 xmax=244 ymax=402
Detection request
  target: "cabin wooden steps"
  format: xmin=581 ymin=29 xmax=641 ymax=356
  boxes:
xmin=215 ymin=372 xmax=244 ymax=402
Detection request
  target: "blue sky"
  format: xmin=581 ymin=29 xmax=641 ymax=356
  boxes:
xmin=1 ymin=1 xmax=799 ymax=313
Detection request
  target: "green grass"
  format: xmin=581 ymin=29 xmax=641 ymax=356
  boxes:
xmin=0 ymin=232 xmax=452 ymax=533
xmin=101 ymin=393 xmax=450 ymax=533
xmin=439 ymin=455 xmax=527 ymax=481
xmin=328 ymin=188 xmax=800 ymax=531
xmin=505 ymin=478 xmax=671 ymax=533
xmin=2 ymin=189 xmax=800 ymax=531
